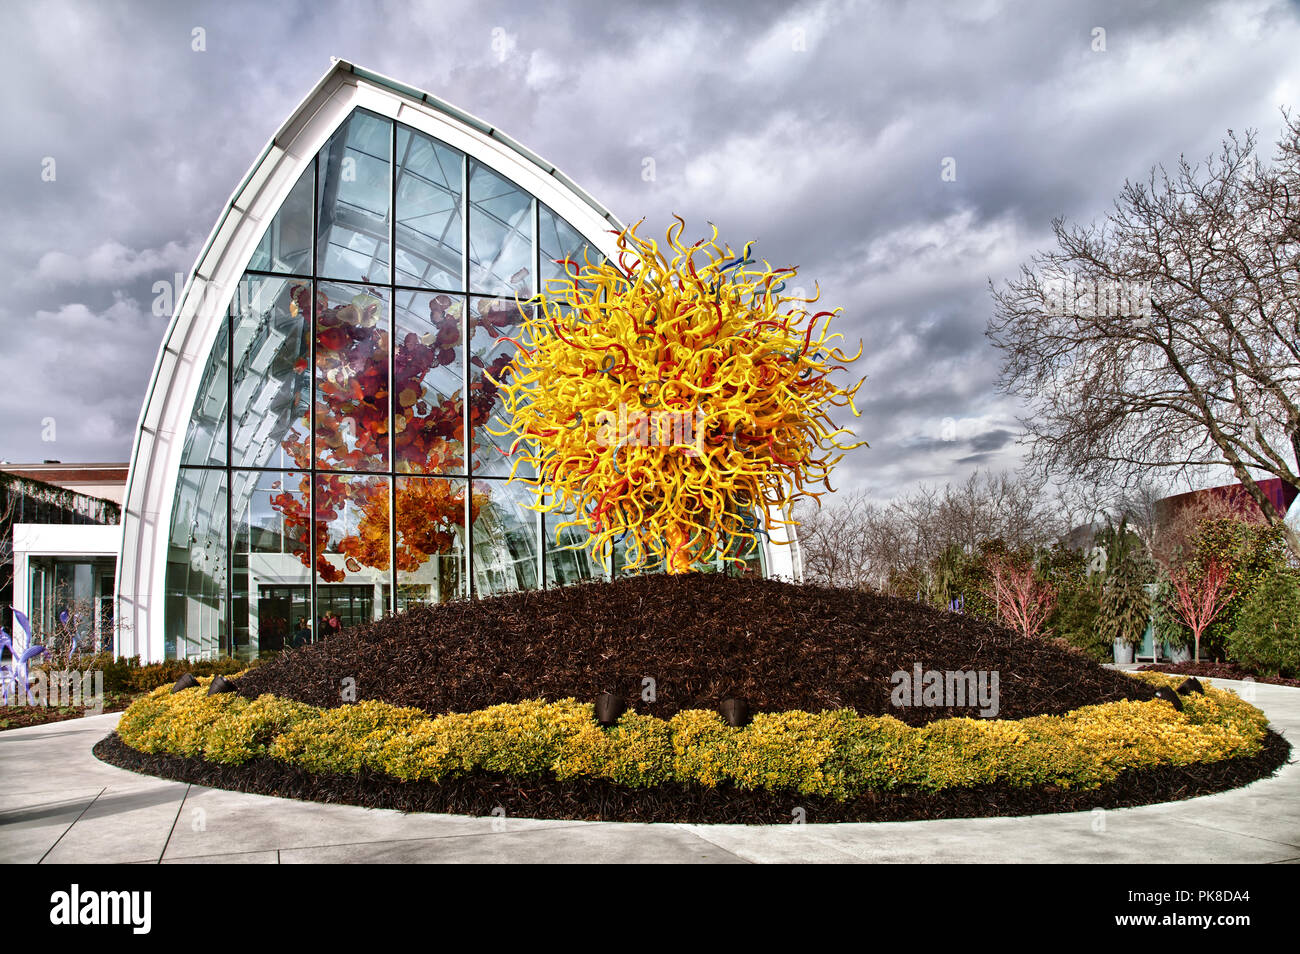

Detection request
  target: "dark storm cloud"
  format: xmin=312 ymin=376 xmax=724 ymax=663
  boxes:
xmin=970 ymin=428 xmax=1016 ymax=453
xmin=1 ymin=0 xmax=1297 ymax=504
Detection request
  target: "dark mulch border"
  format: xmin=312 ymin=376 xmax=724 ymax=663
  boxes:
xmin=1136 ymin=662 xmax=1300 ymax=688
xmin=93 ymin=729 xmax=1292 ymax=825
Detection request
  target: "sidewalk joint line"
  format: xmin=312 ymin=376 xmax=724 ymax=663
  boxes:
xmin=158 ymin=783 xmax=193 ymax=864
xmin=38 ymin=786 xmax=105 ymax=864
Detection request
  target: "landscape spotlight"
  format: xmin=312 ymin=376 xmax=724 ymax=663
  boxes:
xmin=719 ymin=698 xmax=752 ymax=727
xmin=594 ymin=692 xmax=626 ymax=727
xmin=1153 ymin=687 xmax=1184 ymax=711
xmin=207 ymin=675 xmax=237 ymax=696
xmin=171 ymin=673 xmax=199 ymax=693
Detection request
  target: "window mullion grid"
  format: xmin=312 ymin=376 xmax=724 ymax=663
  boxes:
xmin=309 ymin=151 xmax=319 ymax=641
xmin=462 ymin=154 xmax=473 ymax=599
xmin=225 ymin=296 xmax=233 ymax=658
xmin=206 ymin=122 xmax=625 ymax=649
xmin=533 ymin=197 xmax=544 ymax=590
xmin=388 ymin=120 xmax=397 ymax=619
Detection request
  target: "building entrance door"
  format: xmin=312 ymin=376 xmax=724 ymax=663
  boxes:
xmin=256 ymin=585 xmax=310 ymax=651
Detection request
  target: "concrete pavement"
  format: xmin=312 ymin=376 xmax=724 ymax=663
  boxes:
xmin=1 ymin=678 xmax=1296 ymax=863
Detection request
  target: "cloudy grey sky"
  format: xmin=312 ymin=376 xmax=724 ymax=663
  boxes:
xmin=2 ymin=0 xmax=1298 ymax=504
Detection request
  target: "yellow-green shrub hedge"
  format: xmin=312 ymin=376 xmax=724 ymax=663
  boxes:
xmin=114 ymin=672 xmax=1270 ymax=800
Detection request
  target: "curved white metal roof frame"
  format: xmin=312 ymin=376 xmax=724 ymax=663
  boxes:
xmin=117 ymin=60 xmax=796 ymax=660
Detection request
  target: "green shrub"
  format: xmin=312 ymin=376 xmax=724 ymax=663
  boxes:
xmin=1193 ymin=519 xmax=1291 ymax=660
xmin=1050 ymin=580 xmax=1107 ymax=660
xmin=128 ymin=657 xmax=252 ymax=692
xmin=1227 ymin=572 xmax=1300 ymax=677
xmin=30 ymin=654 xmax=269 ymax=695
xmin=32 ymin=653 xmax=139 ymax=693
xmin=1150 ymin=576 xmax=1191 ymax=653
xmin=114 ymin=672 xmax=1269 ymax=800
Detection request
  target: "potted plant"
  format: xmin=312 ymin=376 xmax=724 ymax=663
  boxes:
xmin=1096 ymin=532 xmax=1152 ymax=665
xmin=1110 ymin=634 xmax=1136 ymax=665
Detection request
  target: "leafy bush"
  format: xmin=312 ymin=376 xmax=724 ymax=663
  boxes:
xmin=33 ymin=654 xmax=267 ymax=695
xmin=114 ymin=672 xmax=1268 ymax=800
xmin=1149 ymin=576 xmax=1191 ymax=652
xmin=1227 ymin=572 xmax=1300 ymax=677
xmin=1192 ymin=519 xmax=1292 ymax=659
xmin=1050 ymin=580 xmax=1107 ymax=660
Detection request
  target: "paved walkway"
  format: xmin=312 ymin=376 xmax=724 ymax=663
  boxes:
xmin=1 ymin=679 xmax=1296 ymax=863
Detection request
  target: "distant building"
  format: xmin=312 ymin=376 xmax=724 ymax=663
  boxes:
xmin=1154 ymin=477 xmax=1299 ymax=526
xmin=0 ymin=462 xmax=129 ymax=506
xmin=0 ymin=466 xmax=124 ymax=651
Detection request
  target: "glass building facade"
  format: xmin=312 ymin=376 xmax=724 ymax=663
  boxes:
xmin=164 ymin=106 xmax=763 ymax=659
xmin=123 ymin=65 xmax=780 ymax=662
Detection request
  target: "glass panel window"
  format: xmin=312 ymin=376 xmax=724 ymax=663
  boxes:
xmin=722 ymin=527 xmax=765 ymax=578
xmin=539 ymin=204 xmax=603 ymax=289
xmin=468 ymin=295 xmax=534 ymax=478
xmin=395 ymin=128 xmax=464 ymax=291
xmin=393 ymin=291 xmax=464 ymax=474
xmin=232 ymin=469 xmax=311 ymax=656
xmin=543 ymin=498 xmax=605 ymax=586
xmin=25 ymin=556 xmax=117 ymax=654
xmin=317 ymin=111 xmax=392 ymax=284
xmin=315 ymin=473 xmax=392 ymax=627
xmin=315 ymin=281 xmax=390 ymax=472
xmin=396 ymin=476 xmax=467 ymax=606
xmin=471 ymin=478 xmax=538 ymax=595
xmin=163 ymin=107 xmax=675 ymax=658
xmin=181 ymin=316 xmax=228 ymax=465
xmin=164 ymin=468 xmax=228 ymax=659
xmin=249 ymin=164 xmax=314 ymax=275
xmin=230 ymin=274 xmax=311 ymax=470
xmin=468 ymin=161 xmax=532 ymax=296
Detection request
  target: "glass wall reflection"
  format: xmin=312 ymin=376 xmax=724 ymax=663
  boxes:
xmin=231 ymin=469 xmax=310 ymax=657
xmin=396 ymin=475 xmax=467 ymax=607
xmin=166 ymin=108 xmax=664 ymax=659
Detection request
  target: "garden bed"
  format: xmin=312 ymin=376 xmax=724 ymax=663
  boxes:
xmin=0 ymin=692 xmax=135 ymax=731
xmin=97 ymin=670 xmax=1287 ymax=823
xmin=98 ymin=578 xmax=1291 ymax=823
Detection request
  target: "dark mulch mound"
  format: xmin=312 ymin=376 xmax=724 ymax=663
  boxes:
xmin=93 ymin=730 xmax=1292 ymax=824
xmin=1137 ymin=661 xmax=1300 ymax=688
xmin=235 ymin=575 xmax=1155 ymax=725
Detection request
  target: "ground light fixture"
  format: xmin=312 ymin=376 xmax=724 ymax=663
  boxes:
xmin=207 ymin=675 xmax=237 ymax=696
xmin=594 ymin=692 xmax=626 ymax=726
xmin=171 ymin=673 xmax=199 ymax=693
xmin=718 ymin=698 xmax=752 ymax=727
xmin=1152 ymin=686 xmax=1184 ymax=711
xmin=1177 ymin=677 xmax=1205 ymax=695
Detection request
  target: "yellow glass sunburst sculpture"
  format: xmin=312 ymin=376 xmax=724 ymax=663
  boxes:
xmin=490 ymin=217 xmax=866 ymax=573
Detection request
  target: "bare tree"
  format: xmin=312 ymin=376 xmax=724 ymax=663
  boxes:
xmin=795 ymin=470 xmax=1067 ymax=590
xmin=984 ymin=554 xmax=1057 ymax=639
xmin=1148 ymin=487 xmax=1261 ymax=570
xmin=795 ymin=490 xmax=881 ymax=589
xmin=1164 ymin=559 xmax=1237 ymax=664
xmin=0 ymin=487 xmax=17 ymax=623
xmin=988 ymin=112 xmax=1300 ymax=561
